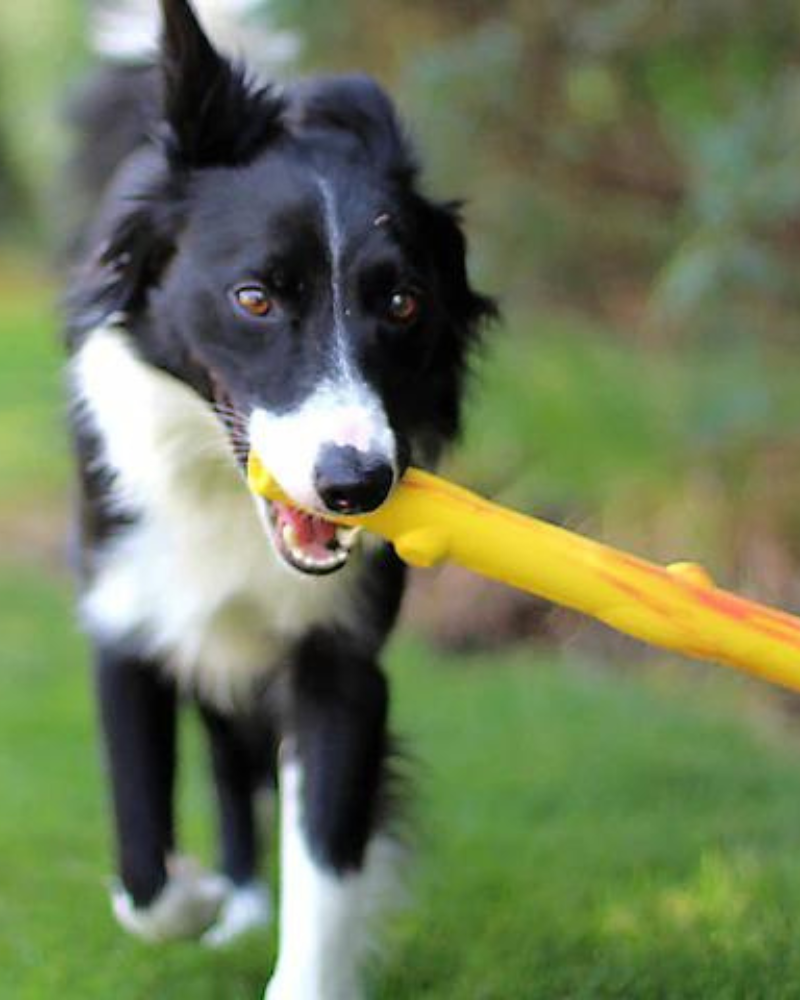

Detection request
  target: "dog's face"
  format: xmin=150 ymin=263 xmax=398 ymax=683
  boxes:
xmin=90 ymin=0 xmax=495 ymax=576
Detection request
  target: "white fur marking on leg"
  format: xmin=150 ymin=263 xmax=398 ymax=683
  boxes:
xmin=111 ymin=855 xmax=227 ymax=943
xmin=202 ymin=880 xmax=272 ymax=948
xmin=265 ymin=758 xmax=402 ymax=1000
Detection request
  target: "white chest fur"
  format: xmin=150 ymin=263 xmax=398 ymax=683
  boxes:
xmin=72 ymin=324 xmax=357 ymax=709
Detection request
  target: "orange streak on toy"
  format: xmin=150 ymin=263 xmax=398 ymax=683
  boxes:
xmin=248 ymin=455 xmax=800 ymax=694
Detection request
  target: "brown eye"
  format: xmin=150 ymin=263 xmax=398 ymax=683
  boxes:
xmin=387 ymin=290 xmax=421 ymax=325
xmin=234 ymin=285 xmax=273 ymax=318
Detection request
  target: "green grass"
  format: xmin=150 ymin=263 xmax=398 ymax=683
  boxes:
xmin=5 ymin=283 xmax=800 ymax=997
xmin=0 ymin=288 xmax=69 ymax=509
xmin=4 ymin=565 xmax=800 ymax=997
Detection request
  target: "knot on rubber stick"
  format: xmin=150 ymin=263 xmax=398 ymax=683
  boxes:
xmin=394 ymin=528 xmax=450 ymax=568
xmin=667 ymin=561 xmax=716 ymax=589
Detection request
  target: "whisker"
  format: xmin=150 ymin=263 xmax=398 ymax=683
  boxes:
xmin=211 ymin=400 xmax=247 ymax=420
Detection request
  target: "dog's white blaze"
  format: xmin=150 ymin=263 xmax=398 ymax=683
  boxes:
xmin=266 ymin=757 xmax=401 ymax=1000
xmin=73 ymin=323 xmax=357 ymax=710
xmin=242 ymin=173 xmax=398 ymax=508
xmin=249 ymin=383 xmax=397 ymax=511
xmin=316 ymin=175 xmax=352 ymax=382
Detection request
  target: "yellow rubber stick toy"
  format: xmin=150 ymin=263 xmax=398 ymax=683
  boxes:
xmin=248 ymin=454 xmax=800 ymax=695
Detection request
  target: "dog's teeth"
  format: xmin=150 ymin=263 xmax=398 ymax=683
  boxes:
xmin=336 ymin=526 xmax=362 ymax=550
xmin=272 ymin=514 xmax=350 ymax=574
xmin=282 ymin=524 xmax=300 ymax=552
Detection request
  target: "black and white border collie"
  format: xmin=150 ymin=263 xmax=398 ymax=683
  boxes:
xmin=66 ymin=1 xmax=495 ymax=995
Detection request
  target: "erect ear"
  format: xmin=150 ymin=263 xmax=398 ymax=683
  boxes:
xmin=159 ymin=0 xmax=284 ymax=168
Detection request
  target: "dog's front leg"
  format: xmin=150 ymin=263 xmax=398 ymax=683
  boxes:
xmin=199 ymin=704 xmax=273 ymax=947
xmin=95 ymin=646 xmax=226 ymax=941
xmin=266 ymin=632 xmax=400 ymax=1000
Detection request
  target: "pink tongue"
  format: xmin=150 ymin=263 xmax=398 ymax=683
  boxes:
xmin=276 ymin=503 xmax=338 ymax=555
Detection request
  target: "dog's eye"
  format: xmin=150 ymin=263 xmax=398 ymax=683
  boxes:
xmin=233 ymin=285 xmax=274 ymax=318
xmin=387 ymin=290 xmax=421 ymax=325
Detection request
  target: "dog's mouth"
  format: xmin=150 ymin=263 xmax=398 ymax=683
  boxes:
xmin=257 ymin=497 xmax=362 ymax=576
xmin=208 ymin=384 xmax=362 ymax=576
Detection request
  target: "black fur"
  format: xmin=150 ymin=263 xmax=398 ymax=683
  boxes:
xmin=288 ymin=628 xmax=390 ymax=872
xmin=66 ymin=0 xmax=496 ymax=974
xmin=201 ymin=703 xmax=277 ymax=884
xmin=94 ymin=647 xmax=178 ymax=906
xmin=161 ymin=0 xmax=284 ymax=169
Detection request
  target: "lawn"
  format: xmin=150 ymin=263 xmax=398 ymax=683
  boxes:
xmin=4 ymin=284 xmax=800 ymax=998
xmin=5 ymin=567 xmax=800 ymax=999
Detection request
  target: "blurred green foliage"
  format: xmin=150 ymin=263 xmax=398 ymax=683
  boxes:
xmin=274 ymin=0 xmax=800 ymax=329
xmin=2 ymin=0 xmax=800 ymax=598
xmin=0 ymin=3 xmax=86 ymax=244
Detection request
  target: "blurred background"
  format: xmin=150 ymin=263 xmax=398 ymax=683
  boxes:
xmin=5 ymin=1 xmax=800 ymax=640
xmin=4 ymin=2 xmax=800 ymax=997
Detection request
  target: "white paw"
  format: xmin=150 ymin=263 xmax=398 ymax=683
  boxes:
xmin=201 ymin=881 xmax=272 ymax=948
xmin=111 ymin=855 xmax=228 ymax=943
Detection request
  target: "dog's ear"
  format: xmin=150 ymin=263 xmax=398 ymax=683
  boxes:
xmin=407 ymin=198 xmax=498 ymax=446
xmin=65 ymin=153 xmax=184 ymax=330
xmin=97 ymin=198 xmax=181 ymax=314
xmin=290 ymin=74 xmax=417 ymax=181
xmin=159 ymin=0 xmax=284 ymax=168
xmin=421 ymin=199 xmax=498 ymax=341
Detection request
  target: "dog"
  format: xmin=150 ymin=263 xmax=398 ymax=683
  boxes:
xmin=65 ymin=1 xmax=495 ymax=995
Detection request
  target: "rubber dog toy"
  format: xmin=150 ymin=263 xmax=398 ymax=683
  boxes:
xmin=248 ymin=455 xmax=800 ymax=694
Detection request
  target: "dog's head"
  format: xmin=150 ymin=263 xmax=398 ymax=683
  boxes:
xmin=87 ymin=0 xmax=496 ymax=575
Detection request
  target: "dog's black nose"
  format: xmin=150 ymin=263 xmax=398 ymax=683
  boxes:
xmin=314 ymin=446 xmax=394 ymax=515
